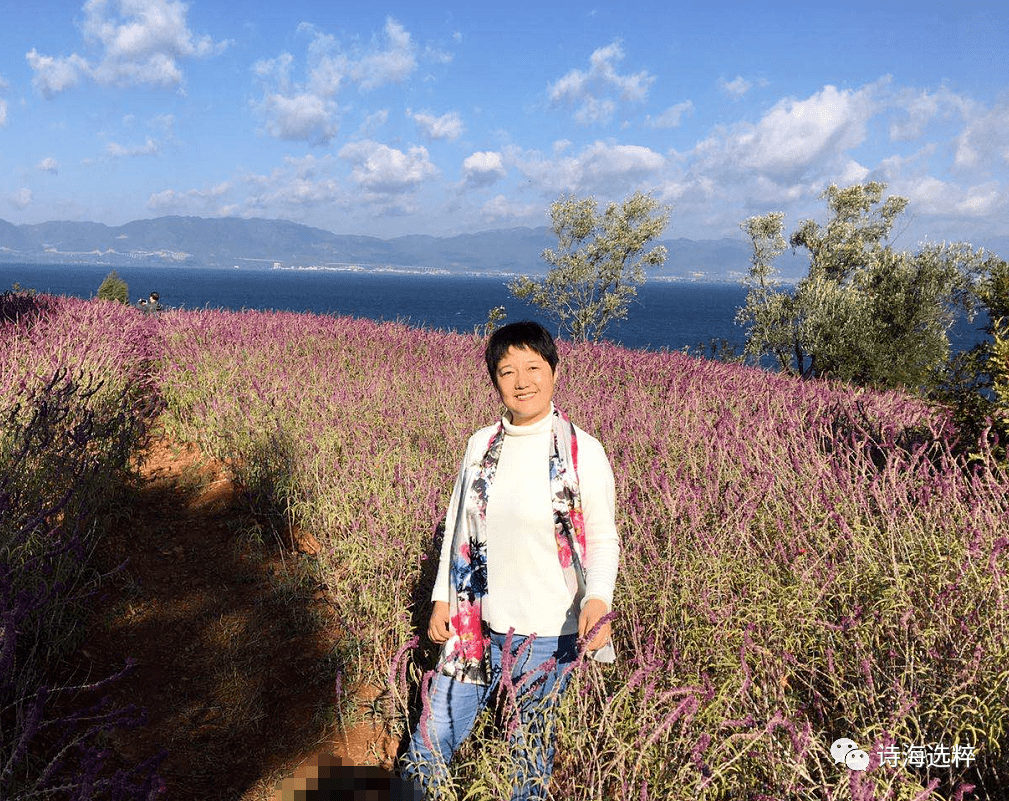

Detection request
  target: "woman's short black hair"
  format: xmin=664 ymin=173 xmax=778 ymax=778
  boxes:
xmin=485 ymin=320 xmax=558 ymax=387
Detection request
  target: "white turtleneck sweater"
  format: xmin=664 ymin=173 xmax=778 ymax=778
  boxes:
xmin=432 ymin=407 xmax=620 ymax=637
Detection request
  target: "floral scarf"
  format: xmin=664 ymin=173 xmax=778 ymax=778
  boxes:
xmin=436 ymin=405 xmax=614 ymax=685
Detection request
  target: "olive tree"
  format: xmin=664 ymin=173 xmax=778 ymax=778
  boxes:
xmin=736 ymin=183 xmax=995 ymax=391
xmin=983 ymin=260 xmax=1009 ymax=413
xmin=937 ymin=255 xmax=1009 ymax=452
xmin=509 ymin=191 xmax=670 ymax=343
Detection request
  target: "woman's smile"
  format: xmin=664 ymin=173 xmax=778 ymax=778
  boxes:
xmin=495 ymin=345 xmax=555 ymax=425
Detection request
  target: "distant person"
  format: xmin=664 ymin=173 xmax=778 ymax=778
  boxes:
xmin=144 ymin=292 xmax=161 ymax=313
xmin=400 ymin=320 xmax=620 ymax=800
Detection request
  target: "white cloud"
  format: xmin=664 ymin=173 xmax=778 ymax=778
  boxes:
xmin=251 ymin=53 xmax=343 ymax=142
xmin=257 ymin=92 xmax=339 ymax=144
xmin=148 ymin=181 xmax=231 ymax=213
xmin=646 ymin=100 xmax=694 ymax=129
xmin=889 ymin=90 xmax=939 ymax=142
xmin=107 ymin=136 xmax=160 ymax=157
xmin=12 ymin=188 xmax=33 ymax=209
xmin=481 ymin=194 xmax=538 ymax=224
xmin=0 ymin=72 xmax=8 ymax=127
xmin=897 ymin=175 xmax=992 ymax=218
xmin=153 ymin=155 xmax=355 ymax=221
xmin=698 ymin=84 xmax=878 ymax=183
xmin=875 ymin=146 xmax=936 ymax=185
xmin=351 ymin=18 xmax=417 ymax=90
xmin=744 ymin=85 xmax=874 ymax=174
xmin=548 ymin=41 xmax=654 ymax=124
xmin=251 ymin=39 xmax=344 ymax=144
xmin=253 ymin=18 xmax=421 ymax=145
xmin=265 ymin=176 xmax=342 ymax=207
xmin=252 ymin=51 xmax=294 ymax=88
xmin=357 ymin=109 xmax=389 ymax=137
xmin=652 ymin=177 xmax=696 ymax=206
xmin=422 ymin=44 xmax=454 ymax=66
xmin=957 ymin=182 xmax=1003 ymax=216
xmin=280 ymin=153 xmax=333 ymax=179
xmin=624 ymin=83 xmax=911 ymax=240
xmin=242 ymin=155 xmax=346 ymax=211
xmin=81 ymin=0 xmax=223 ymax=62
xmin=888 ymin=86 xmax=969 ymax=142
xmin=837 ymin=159 xmax=870 ymax=185
xmin=27 ymin=0 xmax=228 ymax=97
xmin=39 ymin=157 xmax=59 ymax=173
xmin=147 ymin=188 xmax=179 ymax=210
xmin=151 ymin=112 xmax=175 ymax=131
xmin=296 ymin=17 xmax=420 ymax=93
xmin=26 ymin=51 xmax=89 ymax=97
xmin=103 ymin=113 xmax=177 ymax=157
xmin=463 ymin=151 xmax=506 ymax=187
xmin=718 ymin=76 xmax=752 ymax=99
xmin=954 ymin=100 xmax=1009 ymax=169
xmin=579 ymin=142 xmax=664 ymax=181
xmin=410 ymin=109 xmax=464 ymax=141
xmin=891 ymin=176 xmax=946 ymax=215
xmin=338 ymin=140 xmax=437 ymax=193
xmin=515 ymin=140 xmax=665 ymax=196
xmin=303 ymin=31 xmax=345 ymax=98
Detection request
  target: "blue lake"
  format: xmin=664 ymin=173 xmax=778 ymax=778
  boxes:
xmin=0 ymin=263 xmax=988 ymax=355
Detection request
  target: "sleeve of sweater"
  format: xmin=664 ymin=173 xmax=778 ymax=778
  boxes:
xmin=577 ymin=430 xmax=621 ymax=611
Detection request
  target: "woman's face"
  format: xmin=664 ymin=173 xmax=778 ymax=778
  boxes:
xmin=494 ymin=345 xmax=555 ymax=426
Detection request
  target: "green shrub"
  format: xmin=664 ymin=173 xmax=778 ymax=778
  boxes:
xmin=992 ymin=321 xmax=1009 ymax=415
xmin=97 ymin=269 xmax=129 ymax=304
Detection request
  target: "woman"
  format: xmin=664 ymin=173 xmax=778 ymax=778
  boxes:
xmin=401 ymin=320 xmax=620 ymax=800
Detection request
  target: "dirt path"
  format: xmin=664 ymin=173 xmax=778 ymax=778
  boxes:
xmin=69 ymin=433 xmax=397 ymax=800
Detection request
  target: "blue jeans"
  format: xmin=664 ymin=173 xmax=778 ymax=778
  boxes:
xmin=401 ymin=630 xmax=578 ymax=801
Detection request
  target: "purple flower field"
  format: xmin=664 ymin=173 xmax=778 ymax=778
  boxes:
xmin=6 ymin=295 xmax=1008 ymax=800
xmin=155 ymin=305 xmax=1009 ymax=800
xmin=1 ymin=293 xmax=163 ymax=800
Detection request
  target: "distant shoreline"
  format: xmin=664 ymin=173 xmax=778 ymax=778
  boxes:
xmin=1 ymin=259 xmax=756 ymax=285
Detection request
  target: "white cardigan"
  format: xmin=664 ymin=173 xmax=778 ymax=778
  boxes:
xmin=432 ymin=408 xmax=620 ymax=637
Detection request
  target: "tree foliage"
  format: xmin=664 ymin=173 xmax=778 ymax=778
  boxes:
xmin=736 ymin=183 xmax=999 ymax=392
xmin=97 ymin=270 xmax=129 ymax=304
xmin=993 ymin=322 xmax=1009 ymax=414
xmin=985 ymin=263 xmax=1009 ymax=417
xmin=509 ymin=191 xmax=670 ymax=342
xmin=936 ymin=256 xmax=1009 ymax=452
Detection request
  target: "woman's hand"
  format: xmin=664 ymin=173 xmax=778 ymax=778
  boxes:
xmin=578 ymin=598 xmax=611 ymax=652
xmin=428 ymin=601 xmax=451 ymax=644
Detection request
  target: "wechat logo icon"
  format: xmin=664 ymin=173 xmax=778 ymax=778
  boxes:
xmin=831 ymin=737 xmax=869 ymax=771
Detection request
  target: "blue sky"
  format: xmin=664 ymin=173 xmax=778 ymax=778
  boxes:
xmin=1 ymin=0 xmax=1007 ymax=246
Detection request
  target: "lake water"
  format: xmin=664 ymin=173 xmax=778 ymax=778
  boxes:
xmin=1 ymin=263 xmax=756 ymax=352
xmin=1 ymin=262 xmax=988 ymax=355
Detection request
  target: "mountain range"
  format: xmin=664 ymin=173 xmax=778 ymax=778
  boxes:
xmin=2 ymin=215 xmax=1004 ymax=281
